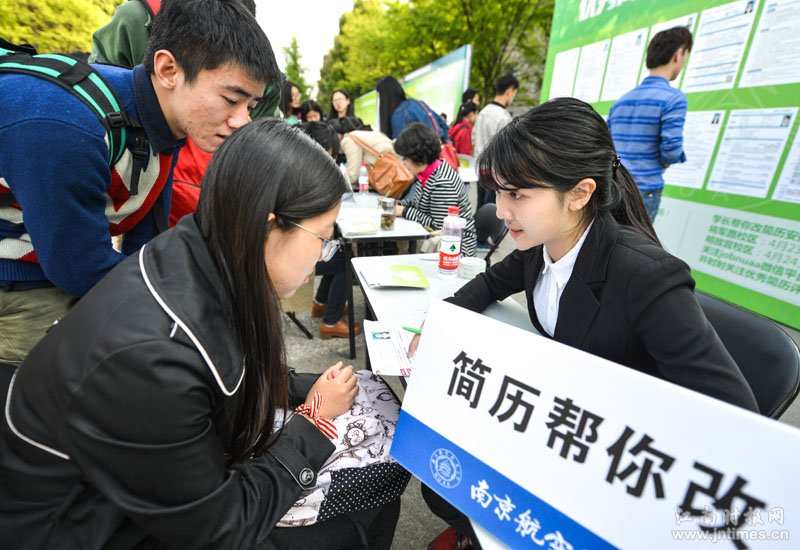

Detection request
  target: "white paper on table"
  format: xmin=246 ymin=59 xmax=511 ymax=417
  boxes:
xmin=707 ymin=107 xmax=797 ymax=197
xmin=600 ymin=27 xmax=648 ymax=102
xmin=664 ymin=110 xmax=725 ymax=189
xmin=740 ymin=0 xmax=800 ymax=88
xmin=682 ymin=0 xmax=759 ymax=93
xmin=637 ymin=13 xmax=698 ymax=88
xmin=363 ymin=320 xmax=415 ymax=377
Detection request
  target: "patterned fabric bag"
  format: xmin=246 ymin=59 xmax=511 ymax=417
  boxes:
xmin=277 ymin=371 xmax=411 ymax=527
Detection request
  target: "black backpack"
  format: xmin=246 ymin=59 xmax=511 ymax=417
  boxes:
xmin=0 ymin=39 xmax=153 ymax=218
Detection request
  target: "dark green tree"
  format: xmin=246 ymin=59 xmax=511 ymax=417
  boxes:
xmin=284 ymin=36 xmax=311 ymax=101
xmin=317 ymin=0 xmax=554 ymax=107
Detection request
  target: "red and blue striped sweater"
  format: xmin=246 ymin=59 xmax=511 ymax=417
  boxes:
xmin=0 ymin=64 xmax=183 ymax=295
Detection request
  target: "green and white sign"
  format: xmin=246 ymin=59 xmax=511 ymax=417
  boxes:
xmin=542 ymin=0 xmax=800 ymax=329
xmin=355 ymin=44 xmax=472 ymax=133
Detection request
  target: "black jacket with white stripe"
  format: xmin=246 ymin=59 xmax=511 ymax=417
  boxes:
xmin=0 ymin=215 xmax=334 ymax=549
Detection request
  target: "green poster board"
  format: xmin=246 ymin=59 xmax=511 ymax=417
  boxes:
xmin=542 ymin=0 xmax=800 ymax=329
xmin=354 ymin=45 xmax=472 ymax=133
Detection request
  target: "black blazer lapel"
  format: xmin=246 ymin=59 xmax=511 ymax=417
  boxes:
xmin=524 ymin=246 xmax=550 ymax=337
xmin=552 ymin=215 xmax=618 ymax=348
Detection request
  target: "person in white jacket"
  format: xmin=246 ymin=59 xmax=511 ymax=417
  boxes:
xmin=472 ymin=73 xmax=519 ymax=247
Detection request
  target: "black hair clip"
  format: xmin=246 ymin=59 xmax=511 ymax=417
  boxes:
xmin=611 ymin=156 xmax=621 ymax=176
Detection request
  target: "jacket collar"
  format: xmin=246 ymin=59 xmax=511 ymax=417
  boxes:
xmin=132 ymin=65 xmax=186 ymax=156
xmin=529 ymin=214 xmax=619 ymax=346
xmin=138 ymin=215 xmax=244 ymax=395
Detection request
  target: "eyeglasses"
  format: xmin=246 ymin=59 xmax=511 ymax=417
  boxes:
xmin=288 ymin=221 xmax=341 ymax=262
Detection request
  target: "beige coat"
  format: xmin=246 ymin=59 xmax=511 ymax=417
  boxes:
xmin=340 ymin=130 xmax=397 ymax=184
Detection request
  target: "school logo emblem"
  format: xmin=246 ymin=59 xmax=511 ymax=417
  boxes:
xmin=430 ymin=448 xmax=462 ymax=489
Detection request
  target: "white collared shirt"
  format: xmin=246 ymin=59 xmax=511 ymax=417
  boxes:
xmin=533 ymin=221 xmax=594 ymax=337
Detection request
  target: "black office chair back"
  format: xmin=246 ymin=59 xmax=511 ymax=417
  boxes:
xmin=697 ymin=292 xmax=800 ymax=418
xmin=473 ymin=203 xmax=508 ymax=266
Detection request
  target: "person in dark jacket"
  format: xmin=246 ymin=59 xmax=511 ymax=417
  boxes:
xmin=410 ymin=98 xmax=759 ymax=549
xmin=0 ymin=120 xmax=363 ymax=549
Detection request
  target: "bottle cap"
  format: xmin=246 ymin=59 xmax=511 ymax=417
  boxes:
xmin=448 ymin=206 xmax=459 ymax=215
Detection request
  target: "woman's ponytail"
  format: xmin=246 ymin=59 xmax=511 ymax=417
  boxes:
xmin=610 ymin=163 xmax=661 ymax=246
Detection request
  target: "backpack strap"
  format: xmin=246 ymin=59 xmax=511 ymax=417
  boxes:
xmin=0 ymin=48 xmax=130 ymax=167
xmin=0 ymin=46 xmax=155 ymax=201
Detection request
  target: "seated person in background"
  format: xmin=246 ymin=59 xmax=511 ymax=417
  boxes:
xmin=410 ymin=98 xmax=758 ymax=548
xmin=393 ymin=123 xmax=477 ymax=256
xmin=332 ymin=116 xmax=397 ymax=186
xmin=448 ymin=102 xmax=479 ymax=156
xmin=0 ymin=120 xmax=381 ymax=548
xmin=301 ymin=121 xmax=363 ymax=340
xmin=300 ymin=99 xmax=325 ymax=122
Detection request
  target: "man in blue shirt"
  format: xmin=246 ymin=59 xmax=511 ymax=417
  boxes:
xmin=608 ymin=26 xmax=693 ymax=222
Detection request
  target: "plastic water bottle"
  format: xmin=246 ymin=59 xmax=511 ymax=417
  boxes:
xmin=439 ymin=206 xmax=466 ymax=278
xmin=358 ymin=163 xmax=370 ymax=193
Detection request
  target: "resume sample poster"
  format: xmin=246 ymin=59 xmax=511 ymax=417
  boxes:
xmin=740 ymin=0 xmax=800 ymax=88
xmin=572 ymin=39 xmax=610 ymax=103
xmin=664 ymin=110 xmax=726 ymax=189
xmin=638 ymin=14 xmax=698 ymax=88
xmin=707 ymin=107 xmax=797 ymax=197
xmin=549 ymin=47 xmax=580 ymax=99
xmin=682 ymin=0 xmax=760 ymax=92
xmin=774 ymin=133 xmax=800 ymax=204
xmin=600 ymin=27 xmax=648 ymax=102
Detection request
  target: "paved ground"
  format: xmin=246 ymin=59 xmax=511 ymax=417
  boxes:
xmin=281 ymin=184 xmax=800 ymax=549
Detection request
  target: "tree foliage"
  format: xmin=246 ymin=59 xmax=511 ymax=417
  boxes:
xmin=317 ymin=0 xmax=554 ymax=106
xmin=283 ymin=36 xmax=311 ymax=101
xmin=0 ymin=0 xmax=121 ymax=54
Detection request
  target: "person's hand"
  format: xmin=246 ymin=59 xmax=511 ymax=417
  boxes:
xmin=395 ymin=204 xmax=405 ymax=218
xmin=306 ymin=362 xmax=357 ymax=419
xmin=407 ymin=333 xmax=421 ymax=358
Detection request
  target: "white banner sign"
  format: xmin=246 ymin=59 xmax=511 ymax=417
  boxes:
xmin=391 ymin=301 xmax=799 ymax=548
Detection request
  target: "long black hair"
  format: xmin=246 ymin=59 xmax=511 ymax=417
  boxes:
xmin=478 ymin=97 xmax=659 ymax=245
xmin=300 ymin=99 xmax=324 ymax=121
xmin=328 ymin=88 xmax=355 ymax=119
xmin=454 ymin=101 xmax=478 ymax=125
xmin=280 ymin=80 xmax=300 ymax=118
xmin=197 ymin=119 xmax=349 ymax=463
xmin=376 ymin=75 xmax=406 ymax=137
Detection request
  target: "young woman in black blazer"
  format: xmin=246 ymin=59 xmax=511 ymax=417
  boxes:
xmin=415 ymin=97 xmax=758 ymax=549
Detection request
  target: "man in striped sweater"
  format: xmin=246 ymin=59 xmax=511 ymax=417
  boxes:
xmin=0 ymin=0 xmax=280 ymax=365
xmin=608 ymin=26 xmax=693 ymax=222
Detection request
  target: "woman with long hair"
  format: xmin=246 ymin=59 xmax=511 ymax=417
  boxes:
xmin=281 ymin=80 xmax=303 ymax=124
xmin=375 ymin=75 xmax=449 ymax=141
xmin=0 ymin=120 xmax=372 ymax=548
xmin=328 ymin=88 xmax=355 ymax=120
xmin=448 ymin=101 xmax=479 ymax=156
xmin=412 ymin=98 xmax=758 ymax=548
